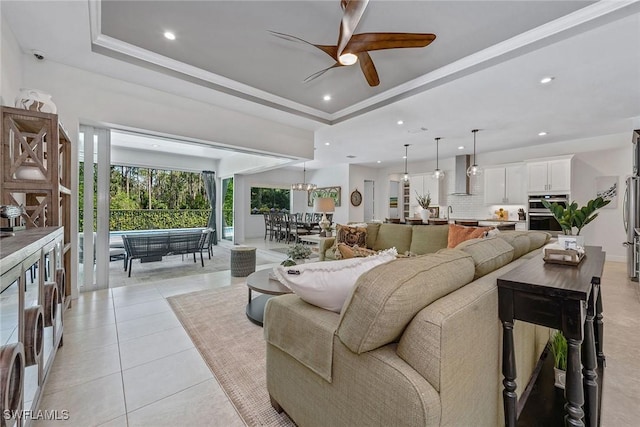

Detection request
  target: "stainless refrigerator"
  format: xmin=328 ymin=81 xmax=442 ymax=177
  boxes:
xmin=624 ymin=129 xmax=640 ymax=280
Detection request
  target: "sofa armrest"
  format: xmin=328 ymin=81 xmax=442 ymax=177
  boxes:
xmin=318 ymin=237 xmax=336 ymax=261
xmin=264 ymin=294 xmax=340 ymax=382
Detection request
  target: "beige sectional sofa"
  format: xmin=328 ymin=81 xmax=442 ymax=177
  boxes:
xmin=319 ymin=223 xmax=450 ymax=260
xmin=264 ymin=230 xmax=551 ymax=427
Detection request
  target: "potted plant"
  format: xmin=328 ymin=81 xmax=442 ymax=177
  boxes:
xmin=415 ymin=191 xmax=431 ymax=222
xmin=550 ymin=330 xmax=567 ymax=389
xmin=281 ymin=243 xmax=312 ymax=266
xmin=541 ymin=196 xmax=610 ymax=236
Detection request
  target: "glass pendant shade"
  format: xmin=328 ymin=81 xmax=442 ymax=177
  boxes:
xmin=466 ymin=129 xmax=483 ymax=177
xmin=432 ymin=137 xmax=445 ymax=180
xmin=291 ymin=163 xmax=317 ymax=191
xmin=402 ymin=144 xmax=410 ymax=183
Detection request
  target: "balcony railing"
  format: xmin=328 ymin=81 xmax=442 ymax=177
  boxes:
xmin=79 ymin=209 xmax=211 ymax=231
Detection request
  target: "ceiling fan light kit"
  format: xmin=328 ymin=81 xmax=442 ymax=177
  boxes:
xmin=467 ymin=129 xmax=483 ymax=177
xmin=272 ymin=0 xmax=436 ymax=87
xmin=402 ymin=144 xmax=411 ymax=183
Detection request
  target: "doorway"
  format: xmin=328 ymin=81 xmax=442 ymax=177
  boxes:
xmin=222 ymin=177 xmax=234 ymax=241
xmin=364 ymin=180 xmax=375 ymax=221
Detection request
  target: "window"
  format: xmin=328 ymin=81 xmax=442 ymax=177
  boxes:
xmin=250 ymin=187 xmax=290 ymax=214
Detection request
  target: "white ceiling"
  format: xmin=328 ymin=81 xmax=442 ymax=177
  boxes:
xmin=3 ymin=0 xmax=640 ymax=172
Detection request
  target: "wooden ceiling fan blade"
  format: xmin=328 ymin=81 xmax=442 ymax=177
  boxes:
xmin=356 ymin=52 xmax=379 ymax=87
xmin=269 ymin=30 xmax=337 ymax=59
xmin=347 ymin=33 xmax=436 ymax=53
xmin=304 ymin=63 xmax=342 ymax=83
xmin=337 ymin=0 xmax=369 ymax=57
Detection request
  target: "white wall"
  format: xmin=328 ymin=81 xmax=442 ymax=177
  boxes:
xmin=308 ymin=165 xmax=351 ymax=225
xmin=111 ymin=147 xmax=218 ymax=173
xmin=0 ymin=12 xmax=22 ymax=106
xmin=347 ymin=164 xmax=381 ymax=223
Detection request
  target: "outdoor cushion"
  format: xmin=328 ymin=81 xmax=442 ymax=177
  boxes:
xmin=337 ymin=250 xmax=475 ymax=354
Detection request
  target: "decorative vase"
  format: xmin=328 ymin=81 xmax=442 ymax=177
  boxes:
xmin=419 ymin=209 xmax=430 ymax=222
xmin=14 ymin=89 xmax=57 ymax=114
xmin=15 ymin=166 xmax=46 ymax=181
xmin=553 ymin=367 xmax=566 ymax=389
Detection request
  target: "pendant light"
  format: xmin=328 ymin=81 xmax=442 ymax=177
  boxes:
xmin=402 ymin=144 xmax=410 ymax=183
xmin=467 ymin=129 xmax=483 ymax=177
xmin=291 ymin=163 xmax=317 ymax=191
xmin=432 ymin=137 xmax=445 ymax=180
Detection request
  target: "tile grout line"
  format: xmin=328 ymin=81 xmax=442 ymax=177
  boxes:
xmin=112 ymin=290 xmax=131 ymax=427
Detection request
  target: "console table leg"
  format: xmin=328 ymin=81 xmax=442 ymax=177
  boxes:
xmin=582 ymin=315 xmax=598 ymax=427
xmin=565 ymin=337 xmax=585 ymax=427
xmin=502 ymin=321 xmax=517 ymax=427
xmin=594 ymin=287 xmax=605 ymax=367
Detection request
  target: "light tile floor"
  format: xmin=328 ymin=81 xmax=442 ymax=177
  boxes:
xmin=34 ymin=240 xmax=640 ymax=426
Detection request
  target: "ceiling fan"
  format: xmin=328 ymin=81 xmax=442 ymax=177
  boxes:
xmin=270 ymin=0 xmax=436 ymax=87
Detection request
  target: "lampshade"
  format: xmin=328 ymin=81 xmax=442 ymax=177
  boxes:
xmin=467 ymin=129 xmax=483 ymax=177
xmin=314 ymin=197 xmax=335 ymax=213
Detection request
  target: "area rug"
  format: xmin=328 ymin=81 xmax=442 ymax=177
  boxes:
xmin=167 ymin=285 xmax=295 ymax=427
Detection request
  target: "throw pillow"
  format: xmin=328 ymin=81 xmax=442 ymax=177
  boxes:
xmin=335 ymin=223 xmax=367 ymax=247
xmin=447 ymin=224 xmax=492 ymax=248
xmin=337 ymin=243 xmax=377 ymax=259
xmin=273 ymin=248 xmax=397 ymax=313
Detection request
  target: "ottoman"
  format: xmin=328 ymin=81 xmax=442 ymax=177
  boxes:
xmin=230 ymin=246 xmax=257 ymax=277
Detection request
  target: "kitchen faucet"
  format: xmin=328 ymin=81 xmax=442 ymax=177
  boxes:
xmin=447 ymin=206 xmax=453 ymax=221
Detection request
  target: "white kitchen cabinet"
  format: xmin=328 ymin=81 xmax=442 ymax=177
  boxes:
xmin=515 ymin=222 xmax=527 ymax=231
xmin=526 ymin=157 xmax=572 ymax=193
xmin=484 ymin=164 xmax=525 ymax=205
xmin=410 ymin=174 xmax=440 ymax=211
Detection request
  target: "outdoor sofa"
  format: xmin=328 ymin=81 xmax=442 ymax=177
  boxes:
xmin=122 ymin=229 xmax=210 ymax=276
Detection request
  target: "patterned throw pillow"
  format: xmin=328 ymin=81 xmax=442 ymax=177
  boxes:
xmin=335 ymin=224 xmax=367 ymax=247
xmin=337 ymin=243 xmax=377 ymax=259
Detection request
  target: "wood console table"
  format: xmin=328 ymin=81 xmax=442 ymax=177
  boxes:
xmin=497 ymin=246 xmax=605 ymax=427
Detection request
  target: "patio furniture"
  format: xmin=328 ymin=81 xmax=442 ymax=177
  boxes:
xmin=230 ymin=246 xmax=256 ymax=277
xmin=122 ymin=229 xmax=209 ymax=277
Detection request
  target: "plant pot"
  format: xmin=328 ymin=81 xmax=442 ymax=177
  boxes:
xmin=14 ymin=88 xmax=57 ymax=113
xmin=554 ymin=367 xmax=566 ymax=389
xmin=419 ymin=209 xmax=429 ymax=222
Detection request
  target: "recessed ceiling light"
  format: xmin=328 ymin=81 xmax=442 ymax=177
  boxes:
xmin=152 ymin=144 xmax=159 ymax=148
xmin=323 ymin=94 xmax=331 ymax=101
xmin=346 ymin=155 xmax=356 ymax=158
xmin=540 ymin=76 xmax=554 ymax=84
xmin=377 ymin=160 xmax=381 ymax=164
xmin=324 ymin=142 xmax=330 ymax=146
xmin=538 ymin=131 xmax=548 ymax=136
xmin=397 ymin=120 xmax=404 ymax=125
xmin=164 ymin=31 xmax=176 ymax=41
xmin=458 ymin=146 xmax=465 ymax=150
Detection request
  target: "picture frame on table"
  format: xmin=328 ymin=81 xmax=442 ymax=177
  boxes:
xmin=427 ymin=206 xmax=439 ymax=218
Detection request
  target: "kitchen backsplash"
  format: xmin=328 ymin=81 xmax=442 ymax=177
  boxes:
xmin=436 ymin=173 xmax=525 ymax=220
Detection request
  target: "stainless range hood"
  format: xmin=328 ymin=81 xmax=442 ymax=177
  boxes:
xmin=451 ymin=155 xmax=471 ymax=195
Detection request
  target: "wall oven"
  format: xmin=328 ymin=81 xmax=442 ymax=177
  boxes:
xmin=528 ymin=195 xmax=569 ymax=235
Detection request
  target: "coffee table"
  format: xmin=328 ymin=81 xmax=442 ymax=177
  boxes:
xmin=246 ymin=268 xmax=291 ymax=326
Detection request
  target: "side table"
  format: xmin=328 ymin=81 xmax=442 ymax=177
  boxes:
xmin=245 ymin=269 xmax=291 ymax=326
xmin=497 ymin=246 xmax=605 ymax=427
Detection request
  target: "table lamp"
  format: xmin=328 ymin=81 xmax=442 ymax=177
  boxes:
xmin=314 ymin=197 xmax=335 ymax=237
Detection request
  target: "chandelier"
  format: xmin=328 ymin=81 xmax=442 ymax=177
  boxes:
xmin=291 ymin=163 xmax=317 ymax=191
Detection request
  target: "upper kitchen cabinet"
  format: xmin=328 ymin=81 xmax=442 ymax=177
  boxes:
xmin=484 ymin=164 xmax=526 ymax=205
xmin=410 ymin=173 xmax=440 ymax=210
xmin=526 ymin=156 xmax=573 ymax=193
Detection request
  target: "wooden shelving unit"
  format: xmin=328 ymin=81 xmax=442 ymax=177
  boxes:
xmin=402 ymin=181 xmax=410 ymax=222
xmin=0 ymin=106 xmax=72 ymax=303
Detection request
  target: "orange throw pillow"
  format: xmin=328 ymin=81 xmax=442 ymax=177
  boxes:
xmin=447 ymin=224 xmax=492 ymax=248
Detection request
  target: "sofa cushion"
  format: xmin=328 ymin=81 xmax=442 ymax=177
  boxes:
xmin=365 ymin=222 xmax=381 ymax=248
xmin=526 ymin=230 xmax=552 ymax=250
xmin=495 ymin=231 xmax=531 ymax=259
xmin=273 ymin=249 xmax=397 ymax=313
xmin=455 ymin=237 xmax=515 ymax=279
xmin=264 ymin=294 xmax=340 ymax=382
xmin=337 ymin=250 xmax=475 ymax=354
xmin=447 ymin=224 xmax=492 ymax=248
xmin=372 ymin=223 xmax=413 ymax=254
xmin=409 ymin=225 xmax=449 ymax=255
xmin=335 ymin=223 xmax=367 ymax=247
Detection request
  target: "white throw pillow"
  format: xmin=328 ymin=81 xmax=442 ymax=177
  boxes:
xmin=273 ymin=248 xmax=397 ymax=313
